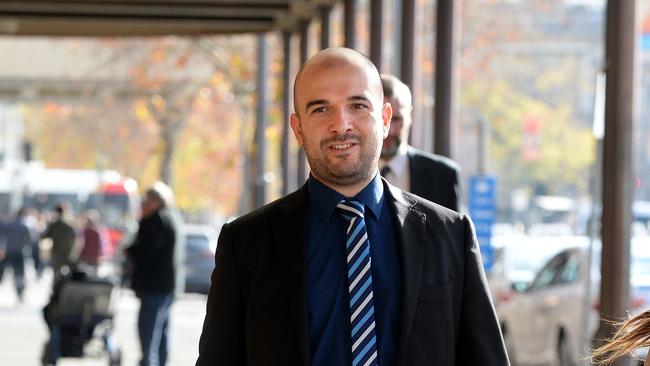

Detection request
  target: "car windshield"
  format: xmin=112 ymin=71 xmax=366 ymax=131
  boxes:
xmin=589 ymin=241 xmax=650 ymax=283
xmin=502 ymin=244 xmax=570 ymax=283
xmin=632 ymin=256 xmax=650 ymax=280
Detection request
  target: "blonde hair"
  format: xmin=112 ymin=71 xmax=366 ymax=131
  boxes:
xmin=591 ymin=310 xmax=650 ymax=365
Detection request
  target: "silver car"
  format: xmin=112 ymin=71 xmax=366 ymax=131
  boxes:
xmin=499 ymin=237 xmax=650 ymax=366
xmin=183 ymin=224 xmax=218 ymax=294
xmin=488 ymin=235 xmax=588 ymax=310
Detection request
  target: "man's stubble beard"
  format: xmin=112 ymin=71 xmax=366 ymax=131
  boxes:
xmin=305 ymin=132 xmax=382 ymax=187
xmin=380 ymin=135 xmax=400 ymax=160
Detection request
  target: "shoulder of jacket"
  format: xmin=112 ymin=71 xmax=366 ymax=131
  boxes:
xmin=404 ymin=189 xmax=464 ymax=223
xmin=227 ymin=186 xmax=307 ymax=230
xmin=408 ymin=146 xmax=461 ymax=172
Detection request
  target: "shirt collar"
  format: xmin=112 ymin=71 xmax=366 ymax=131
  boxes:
xmin=387 ymin=144 xmax=409 ymax=175
xmin=307 ymin=173 xmax=385 ymax=221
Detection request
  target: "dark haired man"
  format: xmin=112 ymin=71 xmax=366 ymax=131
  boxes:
xmin=42 ymin=202 xmax=76 ymax=280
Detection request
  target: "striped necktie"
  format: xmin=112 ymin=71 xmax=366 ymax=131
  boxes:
xmin=336 ymin=199 xmax=379 ymax=366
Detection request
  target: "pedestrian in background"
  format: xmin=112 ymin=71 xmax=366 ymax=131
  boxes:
xmin=42 ymin=202 xmax=77 ymax=280
xmin=379 ymin=74 xmax=462 ymax=212
xmin=23 ymin=208 xmax=44 ymax=279
xmin=126 ymin=182 xmax=179 ymax=366
xmin=0 ymin=208 xmax=33 ymax=301
xmin=591 ymin=310 xmax=650 ymax=365
xmin=78 ymin=209 xmax=109 ymax=270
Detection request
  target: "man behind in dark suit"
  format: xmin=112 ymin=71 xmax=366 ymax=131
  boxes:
xmin=380 ymin=74 xmax=461 ymax=212
xmin=196 ymin=48 xmax=508 ymax=366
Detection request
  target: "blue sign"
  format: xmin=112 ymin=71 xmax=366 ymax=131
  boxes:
xmin=643 ymin=33 xmax=650 ymax=51
xmin=469 ymin=175 xmax=497 ymax=272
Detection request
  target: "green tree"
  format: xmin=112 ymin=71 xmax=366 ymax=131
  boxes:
xmin=22 ymin=36 xmax=261 ymax=216
xmin=463 ymin=79 xmax=595 ymax=198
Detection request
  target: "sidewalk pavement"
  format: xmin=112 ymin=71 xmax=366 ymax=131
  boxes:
xmin=0 ymin=265 xmax=207 ymax=365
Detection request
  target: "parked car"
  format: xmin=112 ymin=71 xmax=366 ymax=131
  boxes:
xmin=498 ymin=237 xmax=650 ymax=366
xmin=183 ymin=224 xmax=218 ymax=294
xmin=487 ymin=235 xmax=588 ymax=309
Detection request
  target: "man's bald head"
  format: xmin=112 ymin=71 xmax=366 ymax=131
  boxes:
xmin=293 ymin=47 xmax=383 ymax=116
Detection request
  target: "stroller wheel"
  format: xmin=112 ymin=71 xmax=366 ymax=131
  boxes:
xmin=108 ymin=348 xmax=121 ymax=366
xmin=41 ymin=342 xmax=55 ymax=366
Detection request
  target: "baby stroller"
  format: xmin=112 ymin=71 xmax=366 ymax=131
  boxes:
xmin=41 ymin=264 xmax=121 ymax=365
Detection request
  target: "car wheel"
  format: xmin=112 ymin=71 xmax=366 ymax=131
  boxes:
xmin=556 ymin=334 xmax=574 ymax=366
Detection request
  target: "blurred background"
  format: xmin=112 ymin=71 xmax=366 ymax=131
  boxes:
xmin=1 ymin=0 xmax=650 ymax=365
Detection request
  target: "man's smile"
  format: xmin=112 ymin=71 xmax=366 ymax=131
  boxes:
xmin=330 ymin=142 xmax=358 ymax=151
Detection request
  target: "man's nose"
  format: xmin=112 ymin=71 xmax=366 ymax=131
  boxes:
xmin=329 ymin=109 xmax=353 ymax=134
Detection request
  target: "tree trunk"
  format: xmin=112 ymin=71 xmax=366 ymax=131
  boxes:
xmin=158 ymin=114 xmax=183 ymax=185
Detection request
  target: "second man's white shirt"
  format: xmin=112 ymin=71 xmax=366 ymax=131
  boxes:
xmin=379 ymin=143 xmax=411 ymax=193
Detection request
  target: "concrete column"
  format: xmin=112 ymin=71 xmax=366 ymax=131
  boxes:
xmin=297 ymin=20 xmax=310 ymax=187
xmin=344 ymin=0 xmax=356 ymax=49
xmin=281 ymin=31 xmax=293 ymax=196
xmin=319 ymin=4 xmax=332 ymax=49
xmin=433 ymin=0 xmax=459 ymax=158
xmin=253 ymin=33 xmax=269 ymax=208
xmin=594 ymin=2 xmax=637 ymax=361
xmin=370 ymin=0 xmax=383 ymax=70
xmin=399 ymin=0 xmax=415 ymax=89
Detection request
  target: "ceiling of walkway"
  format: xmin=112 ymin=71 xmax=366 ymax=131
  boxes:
xmin=0 ymin=0 xmax=295 ymax=36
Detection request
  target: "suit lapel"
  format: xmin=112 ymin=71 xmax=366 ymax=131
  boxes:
xmin=406 ymin=147 xmax=421 ymax=194
xmin=271 ymin=186 xmax=310 ymax=365
xmin=385 ymin=182 xmax=426 ymax=363
xmin=407 ymin=146 xmax=429 ymax=199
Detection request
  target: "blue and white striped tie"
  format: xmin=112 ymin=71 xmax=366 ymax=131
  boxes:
xmin=336 ymin=199 xmax=379 ymax=366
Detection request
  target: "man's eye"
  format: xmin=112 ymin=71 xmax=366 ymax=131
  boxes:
xmin=352 ymin=104 xmax=368 ymax=110
xmin=312 ymin=106 xmax=327 ymax=113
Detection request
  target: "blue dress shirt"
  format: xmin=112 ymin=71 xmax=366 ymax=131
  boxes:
xmin=306 ymin=174 xmax=401 ymax=366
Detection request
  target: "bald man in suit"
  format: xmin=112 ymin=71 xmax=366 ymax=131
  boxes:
xmin=196 ymin=48 xmax=508 ymax=366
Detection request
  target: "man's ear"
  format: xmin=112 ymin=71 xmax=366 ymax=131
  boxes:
xmin=290 ymin=113 xmax=304 ymax=147
xmin=381 ymin=102 xmax=393 ymax=138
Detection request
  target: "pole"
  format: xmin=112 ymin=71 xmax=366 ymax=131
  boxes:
xmin=399 ymin=0 xmax=415 ymax=90
xmin=370 ymin=0 xmax=383 ymax=70
xmin=253 ymin=34 xmax=269 ymax=208
xmin=297 ymin=20 xmax=310 ymax=187
xmin=344 ymin=0 xmax=357 ymax=49
xmin=433 ymin=0 xmax=460 ymax=158
xmin=281 ymin=31 xmax=293 ymax=196
xmin=594 ymin=3 xmax=637 ymax=365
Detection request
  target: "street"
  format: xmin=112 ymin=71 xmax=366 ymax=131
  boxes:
xmin=0 ymin=265 xmax=207 ymax=365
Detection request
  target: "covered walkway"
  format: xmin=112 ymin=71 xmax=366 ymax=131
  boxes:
xmin=0 ymin=0 xmax=642 ymax=362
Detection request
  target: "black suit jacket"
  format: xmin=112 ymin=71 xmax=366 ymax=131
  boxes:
xmin=196 ymin=181 xmax=508 ymax=366
xmin=407 ymin=146 xmax=462 ymax=212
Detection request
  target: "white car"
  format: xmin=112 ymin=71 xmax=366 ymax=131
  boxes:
xmin=183 ymin=224 xmax=219 ymax=294
xmin=487 ymin=235 xmax=589 ymax=310
xmin=499 ymin=237 xmax=650 ymax=366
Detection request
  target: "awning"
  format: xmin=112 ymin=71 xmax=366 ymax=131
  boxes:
xmin=0 ymin=0 xmax=296 ymax=36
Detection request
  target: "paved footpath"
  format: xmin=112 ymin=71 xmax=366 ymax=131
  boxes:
xmin=0 ymin=266 xmax=207 ymax=366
